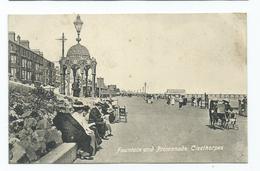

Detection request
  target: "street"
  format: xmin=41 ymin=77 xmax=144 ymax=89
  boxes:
xmin=74 ymin=96 xmax=247 ymax=163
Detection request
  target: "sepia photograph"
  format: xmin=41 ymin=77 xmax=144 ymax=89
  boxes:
xmin=9 ymin=0 xmax=248 ymax=2
xmin=8 ymin=13 xmax=247 ymax=164
xmin=9 ymin=0 xmax=248 ymax=1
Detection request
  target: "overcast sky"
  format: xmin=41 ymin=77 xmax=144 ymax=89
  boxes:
xmin=9 ymin=14 xmax=247 ymax=94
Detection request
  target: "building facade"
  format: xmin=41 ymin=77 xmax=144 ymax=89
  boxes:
xmin=97 ymin=77 xmax=109 ymax=97
xmin=8 ymin=32 xmax=55 ymax=86
xmin=108 ymin=84 xmax=120 ymax=97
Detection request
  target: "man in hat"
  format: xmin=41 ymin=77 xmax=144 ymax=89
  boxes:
xmin=53 ymin=101 xmax=94 ymax=160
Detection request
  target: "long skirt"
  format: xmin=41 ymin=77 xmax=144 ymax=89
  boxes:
xmin=89 ymin=125 xmax=102 ymax=145
xmin=170 ymin=99 xmax=175 ymax=105
xmin=95 ymin=122 xmax=106 ymax=138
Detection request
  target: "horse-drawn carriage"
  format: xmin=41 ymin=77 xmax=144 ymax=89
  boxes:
xmin=209 ymin=100 xmax=238 ymax=130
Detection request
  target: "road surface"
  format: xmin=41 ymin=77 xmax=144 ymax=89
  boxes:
xmin=74 ymin=96 xmax=247 ymax=163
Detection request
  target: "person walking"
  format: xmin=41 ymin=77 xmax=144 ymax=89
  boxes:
xmin=179 ymin=96 xmax=183 ymax=109
xmin=167 ymin=96 xmax=171 ymax=105
xmin=170 ymin=96 xmax=175 ymax=105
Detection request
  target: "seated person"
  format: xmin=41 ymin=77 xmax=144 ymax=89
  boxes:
xmin=103 ymin=101 xmax=116 ymax=123
xmin=99 ymin=100 xmax=114 ymax=135
xmin=83 ymin=105 xmax=102 ymax=149
xmin=71 ymin=101 xmax=99 ymax=156
xmin=53 ymin=103 xmax=93 ymax=160
xmin=89 ymin=101 xmax=109 ymax=140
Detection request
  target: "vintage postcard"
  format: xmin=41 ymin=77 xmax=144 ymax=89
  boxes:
xmin=9 ymin=0 xmax=248 ymax=1
xmin=8 ymin=14 xmax=247 ymax=164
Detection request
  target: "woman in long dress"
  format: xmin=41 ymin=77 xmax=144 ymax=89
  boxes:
xmin=170 ymin=96 xmax=175 ymax=105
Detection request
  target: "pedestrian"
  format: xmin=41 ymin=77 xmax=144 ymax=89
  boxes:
xmin=170 ymin=96 xmax=175 ymax=105
xmin=205 ymin=94 xmax=209 ymax=109
xmin=150 ymin=96 xmax=154 ymax=104
xmin=179 ymin=96 xmax=183 ymax=109
xmin=197 ymin=97 xmax=201 ymax=108
xmin=191 ymin=96 xmax=195 ymax=106
xmin=167 ymin=96 xmax=171 ymax=105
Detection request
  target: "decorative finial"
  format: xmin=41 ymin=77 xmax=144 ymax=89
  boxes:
xmin=73 ymin=15 xmax=83 ymax=43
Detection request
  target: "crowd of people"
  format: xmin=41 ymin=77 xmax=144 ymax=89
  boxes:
xmin=166 ymin=95 xmax=187 ymax=109
xmin=53 ymin=98 xmax=119 ymax=160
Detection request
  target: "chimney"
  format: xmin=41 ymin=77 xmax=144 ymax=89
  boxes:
xmin=20 ymin=40 xmax=30 ymax=49
xmin=8 ymin=32 xmax=15 ymax=41
xmin=17 ymin=35 xmax=21 ymax=44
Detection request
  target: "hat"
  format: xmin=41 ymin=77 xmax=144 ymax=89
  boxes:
xmin=73 ymin=101 xmax=84 ymax=109
xmin=223 ymin=99 xmax=229 ymax=103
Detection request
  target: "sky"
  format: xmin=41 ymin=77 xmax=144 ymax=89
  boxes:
xmin=9 ymin=14 xmax=247 ymax=94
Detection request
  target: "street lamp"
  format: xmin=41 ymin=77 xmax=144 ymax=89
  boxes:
xmin=73 ymin=14 xmax=83 ymax=43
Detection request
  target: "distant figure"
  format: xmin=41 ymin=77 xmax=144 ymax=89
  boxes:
xmin=241 ymin=96 xmax=247 ymax=114
xmin=179 ymin=96 xmax=183 ymax=109
xmin=205 ymin=93 xmax=209 ymax=109
xmin=197 ymin=97 xmax=202 ymax=108
xmin=167 ymin=96 xmax=171 ymax=105
xmin=170 ymin=96 xmax=175 ymax=105
xmin=191 ymin=96 xmax=195 ymax=106
xmin=150 ymin=96 xmax=154 ymax=104
xmin=194 ymin=98 xmax=197 ymax=107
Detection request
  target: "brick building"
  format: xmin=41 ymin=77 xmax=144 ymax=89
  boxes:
xmin=8 ymin=32 xmax=55 ymax=86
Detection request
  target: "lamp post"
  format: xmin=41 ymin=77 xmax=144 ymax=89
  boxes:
xmin=73 ymin=14 xmax=83 ymax=44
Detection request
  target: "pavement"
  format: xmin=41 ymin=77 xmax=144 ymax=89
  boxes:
xmin=74 ymin=96 xmax=247 ymax=164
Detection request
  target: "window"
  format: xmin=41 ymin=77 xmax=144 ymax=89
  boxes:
xmin=10 ymin=44 xmax=15 ymax=51
xmin=10 ymin=55 xmax=16 ymax=64
xmin=36 ymin=73 xmax=41 ymax=81
xmin=27 ymin=71 xmax=31 ymax=80
xmin=21 ymin=70 xmax=25 ymax=79
xmin=10 ymin=68 xmax=16 ymax=77
xmin=22 ymin=59 xmax=27 ymax=68
xmin=35 ymin=63 xmax=39 ymax=70
xmin=27 ymin=61 xmax=32 ymax=69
